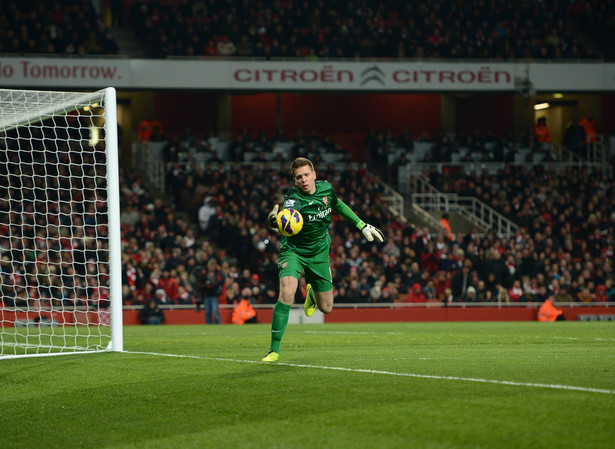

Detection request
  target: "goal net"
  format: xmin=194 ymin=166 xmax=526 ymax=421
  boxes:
xmin=0 ymin=88 xmax=123 ymax=358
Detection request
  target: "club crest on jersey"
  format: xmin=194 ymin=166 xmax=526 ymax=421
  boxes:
xmin=323 ymin=196 xmax=328 ymax=206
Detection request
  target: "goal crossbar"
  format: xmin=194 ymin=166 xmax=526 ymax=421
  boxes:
xmin=0 ymin=89 xmax=108 ymax=134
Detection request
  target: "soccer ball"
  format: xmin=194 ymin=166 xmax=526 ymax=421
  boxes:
xmin=276 ymin=208 xmax=303 ymax=236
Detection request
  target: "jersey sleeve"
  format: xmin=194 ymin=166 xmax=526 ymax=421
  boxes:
xmin=283 ymin=188 xmax=303 ymax=212
xmin=331 ymin=193 xmax=365 ymax=229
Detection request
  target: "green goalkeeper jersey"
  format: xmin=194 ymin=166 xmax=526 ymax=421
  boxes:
xmin=280 ymin=180 xmax=364 ymax=257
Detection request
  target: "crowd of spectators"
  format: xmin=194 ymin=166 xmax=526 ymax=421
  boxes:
xmin=3 ymin=0 xmax=612 ymax=60
xmin=0 ymin=0 xmax=119 ymax=56
xmin=366 ymin=124 xmax=561 ymax=187
xmin=1 ymin=118 xmax=613 ymax=318
xmin=0 ymin=123 xmax=113 ymax=310
xmin=135 ymin=125 xmax=615 ymax=308
xmin=127 ymin=0 xmax=605 ymax=60
xmin=162 ymin=127 xmax=354 ymax=173
xmin=162 ymin=122 xmax=565 ymax=196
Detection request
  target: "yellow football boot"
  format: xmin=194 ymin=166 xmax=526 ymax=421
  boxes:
xmin=261 ymin=351 xmax=279 ymax=362
xmin=304 ymin=284 xmax=317 ymax=317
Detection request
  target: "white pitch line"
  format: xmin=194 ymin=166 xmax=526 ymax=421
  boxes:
xmin=303 ymin=330 xmax=403 ymax=335
xmin=126 ymin=350 xmax=615 ymax=395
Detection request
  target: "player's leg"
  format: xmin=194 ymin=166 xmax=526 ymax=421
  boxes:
xmin=262 ymin=276 xmax=296 ymax=362
xmin=262 ymin=252 xmax=302 ymax=362
xmin=305 ymin=256 xmax=334 ymax=314
xmin=314 ymin=290 xmax=333 ymax=314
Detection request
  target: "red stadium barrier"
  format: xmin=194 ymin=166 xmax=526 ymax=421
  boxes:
xmin=1 ymin=308 xmax=106 ymax=326
xmin=3 ymin=304 xmax=612 ymax=327
xmin=122 ymin=304 xmax=614 ymax=325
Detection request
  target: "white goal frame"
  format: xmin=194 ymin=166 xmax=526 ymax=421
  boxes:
xmin=0 ymin=87 xmax=123 ymax=358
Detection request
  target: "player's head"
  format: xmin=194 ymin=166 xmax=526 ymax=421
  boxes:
xmin=290 ymin=157 xmax=316 ymax=194
xmin=290 ymin=157 xmax=314 ymax=175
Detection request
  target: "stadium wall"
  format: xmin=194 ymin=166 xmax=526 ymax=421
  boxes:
xmin=455 ymin=94 xmax=515 ymax=136
xmin=3 ymin=306 xmax=611 ymax=327
xmin=230 ymin=93 xmax=443 ymax=157
xmin=155 ymin=92 xmax=514 ymax=139
xmin=120 ymin=305 xmax=613 ymax=325
xmin=153 ymin=91 xmax=218 ymax=136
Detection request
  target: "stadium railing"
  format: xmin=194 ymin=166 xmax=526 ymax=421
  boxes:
xmin=400 ymin=160 xmax=604 ymax=185
xmin=377 ymin=179 xmax=405 ymax=218
xmin=409 ymin=174 xmax=518 ymax=238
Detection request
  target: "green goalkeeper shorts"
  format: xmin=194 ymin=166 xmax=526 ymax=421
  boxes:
xmin=278 ymin=248 xmax=333 ymax=293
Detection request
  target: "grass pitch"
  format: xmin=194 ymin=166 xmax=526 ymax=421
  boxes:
xmin=1 ymin=322 xmax=614 ymax=449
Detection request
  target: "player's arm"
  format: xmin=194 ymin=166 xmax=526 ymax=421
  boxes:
xmin=333 ymin=199 xmax=384 ymax=243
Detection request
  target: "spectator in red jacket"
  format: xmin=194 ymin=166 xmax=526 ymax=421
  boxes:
xmin=407 ymin=283 xmax=427 ymax=303
xmin=579 ymin=113 xmax=597 ymax=143
xmin=157 ymin=269 xmax=179 ymax=303
xmin=595 ymin=284 xmax=608 ymax=302
xmin=534 ymin=117 xmax=551 ymax=143
xmin=137 ymin=115 xmax=164 ymax=142
xmin=508 ymin=279 xmax=524 ymax=302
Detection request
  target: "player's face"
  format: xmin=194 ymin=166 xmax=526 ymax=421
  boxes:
xmin=293 ymin=165 xmax=316 ymax=194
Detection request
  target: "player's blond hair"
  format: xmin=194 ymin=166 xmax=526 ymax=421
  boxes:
xmin=290 ymin=157 xmax=314 ymax=175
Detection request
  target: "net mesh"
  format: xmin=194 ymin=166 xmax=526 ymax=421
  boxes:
xmin=0 ymin=89 xmax=113 ymax=357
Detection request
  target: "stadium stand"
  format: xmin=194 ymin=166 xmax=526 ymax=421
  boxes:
xmin=0 ymin=115 xmax=611 ymax=310
xmin=1 ymin=0 xmax=613 ymax=315
xmin=125 ymin=0 xmax=606 ymax=59
xmin=0 ymin=0 xmax=611 ymax=60
xmin=122 ymin=124 xmax=614 ymax=307
xmin=0 ymin=0 xmax=118 ymax=56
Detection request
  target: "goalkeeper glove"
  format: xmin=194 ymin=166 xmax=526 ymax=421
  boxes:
xmin=267 ymin=204 xmax=279 ymax=231
xmin=361 ymin=223 xmax=384 ymax=242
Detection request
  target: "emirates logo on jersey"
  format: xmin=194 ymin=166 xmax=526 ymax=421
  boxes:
xmin=323 ymin=196 xmax=328 ymax=206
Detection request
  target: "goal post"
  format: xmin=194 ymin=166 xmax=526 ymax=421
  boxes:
xmin=104 ymin=87 xmax=123 ymax=353
xmin=0 ymin=87 xmax=123 ymax=358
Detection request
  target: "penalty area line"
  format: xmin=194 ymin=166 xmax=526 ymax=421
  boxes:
xmin=125 ymin=350 xmax=615 ymax=395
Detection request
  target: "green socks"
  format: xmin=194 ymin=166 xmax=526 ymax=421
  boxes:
xmin=270 ymin=301 xmax=291 ymax=353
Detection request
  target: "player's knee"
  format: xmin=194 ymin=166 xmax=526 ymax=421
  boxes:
xmin=278 ymin=276 xmax=298 ymax=305
xmin=319 ymin=304 xmax=332 ymax=314
xmin=278 ymin=291 xmax=295 ymax=305
xmin=315 ymin=291 xmax=333 ymax=314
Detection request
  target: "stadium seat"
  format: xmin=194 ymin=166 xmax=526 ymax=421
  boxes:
xmin=450 ymin=151 xmax=464 ymax=162
xmin=215 ymin=142 xmax=230 ymax=160
xmin=193 ymin=153 xmax=211 ymax=163
xmin=514 ymin=148 xmax=531 ymax=162
xmin=321 ymin=152 xmax=344 ymax=162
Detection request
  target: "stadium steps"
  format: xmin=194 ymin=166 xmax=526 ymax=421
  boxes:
xmin=404 ymin=200 xmax=482 ymax=235
xmin=108 ymin=26 xmax=147 ymax=58
xmin=430 ymin=210 xmax=483 ymax=235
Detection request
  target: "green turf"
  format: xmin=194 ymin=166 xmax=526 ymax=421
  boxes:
xmin=1 ymin=322 xmax=614 ymax=449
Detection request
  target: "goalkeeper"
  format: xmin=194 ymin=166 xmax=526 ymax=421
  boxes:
xmin=262 ymin=157 xmax=384 ymax=362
